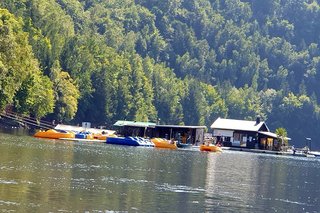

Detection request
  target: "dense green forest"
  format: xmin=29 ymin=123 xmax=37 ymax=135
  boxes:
xmin=1 ymin=0 xmax=320 ymax=149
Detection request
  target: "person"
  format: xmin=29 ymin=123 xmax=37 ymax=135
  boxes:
xmin=187 ymin=135 xmax=191 ymax=144
xmin=292 ymin=145 xmax=296 ymax=155
xmin=196 ymin=139 xmax=199 ymax=146
xmin=170 ymin=138 xmax=175 ymax=144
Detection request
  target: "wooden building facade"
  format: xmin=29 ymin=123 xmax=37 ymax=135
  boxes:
xmin=210 ymin=117 xmax=289 ymax=151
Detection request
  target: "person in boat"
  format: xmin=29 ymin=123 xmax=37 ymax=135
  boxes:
xmin=170 ymin=138 xmax=175 ymax=144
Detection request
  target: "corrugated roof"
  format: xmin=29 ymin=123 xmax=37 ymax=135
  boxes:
xmin=210 ymin=117 xmax=269 ymax=132
xmin=114 ymin=120 xmax=156 ymax=128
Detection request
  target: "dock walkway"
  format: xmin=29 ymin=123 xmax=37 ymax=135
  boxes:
xmin=221 ymin=147 xmax=316 ymax=158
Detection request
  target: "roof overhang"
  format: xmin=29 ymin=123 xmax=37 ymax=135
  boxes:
xmin=258 ymin=131 xmax=291 ymax=140
xmin=113 ymin=120 xmax=156 ymax=128
xmin=156 ymin=125 xmax=206 ymax=129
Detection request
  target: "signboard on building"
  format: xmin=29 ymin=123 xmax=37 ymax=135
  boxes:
xmin=213 ymin=129 xmax=233 ymax=137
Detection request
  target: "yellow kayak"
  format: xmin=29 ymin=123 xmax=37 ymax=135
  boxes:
xmin=151 ymin=138 xmax=177 ymax=150
xmin=34 ymin=129 xmax=75 ymax=139
xmin=94 ymin=133 xmax=117 ymax=141
xmin=200 ymin=144 xmax=222 ymax=152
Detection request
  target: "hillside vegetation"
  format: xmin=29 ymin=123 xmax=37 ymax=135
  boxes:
xmin=1 ymin=0 xmax=320 ymax=148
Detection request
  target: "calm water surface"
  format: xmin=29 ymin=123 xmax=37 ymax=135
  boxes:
xmin=0 ymin=129 xmax=319 ymax=212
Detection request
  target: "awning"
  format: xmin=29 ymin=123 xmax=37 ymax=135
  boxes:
xmin=156 ymin=124 xmax=206 ymax=129
xmin=258 ymin=131 xmax=291 ymax=140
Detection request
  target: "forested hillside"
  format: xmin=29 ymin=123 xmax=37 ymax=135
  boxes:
xmin=1 ymin=0 xmax=320 ymax=149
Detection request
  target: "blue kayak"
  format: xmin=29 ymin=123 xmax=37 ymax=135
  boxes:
xmin=106 ymin=137 xmax=154 ymax=147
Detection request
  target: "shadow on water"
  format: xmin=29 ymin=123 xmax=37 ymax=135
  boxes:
xmin=0 ymin=126 xmax=35 ymax=136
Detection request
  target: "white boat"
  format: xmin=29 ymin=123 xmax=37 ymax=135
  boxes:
xmin=308 ymin=151 xmax=320 ymax=158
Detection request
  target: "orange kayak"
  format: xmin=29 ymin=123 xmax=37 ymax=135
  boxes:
xmin=200 ymin=145 xmax=222 ymax=152
xmin=34 ymin=129 xmax=75 ymax=139
xmin=151 ymin=138 xmax=177 ymax=150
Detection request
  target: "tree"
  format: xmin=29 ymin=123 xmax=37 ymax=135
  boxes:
xmin=50 ymin=61 xmax=80 ymax=122
xmin=0 ymin=9 xmax=55 ymax=119
xmin=275 ymin=127 xmax=288 ymax=148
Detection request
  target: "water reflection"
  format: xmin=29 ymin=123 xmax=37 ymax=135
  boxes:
xmin=204 ymin=151 xmax=320 ymax=212
xmin=0 ymin=131 xmax=319 ymax=212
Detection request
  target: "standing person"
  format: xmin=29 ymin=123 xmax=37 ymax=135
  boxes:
xmin=292 ymin=145 xmax=296 ymax=155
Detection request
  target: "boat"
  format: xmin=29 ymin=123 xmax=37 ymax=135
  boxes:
xmin=200 ymin=144 xmax=222 ymax=152
xmin=93 ymin=133 xmax=117 ymax=141
xmin=176 ymin=142 xmax=193 ymax=149
xmin=308 ymin=151 xmax=320 ymax=158
xmin=75 ymin=131 xmax=94 ymax=139
xmin=34 ymin=129 xmax=75 ymax=139
xmin=106 ymin=136 xmax=154 ymax=147
xmin=94 ymin=134 xmax=108 ymax=140
xmin=151 ymin=138 xmax=177 ymax=149
xmin=59 ymin=138 xmax=104 ymax=143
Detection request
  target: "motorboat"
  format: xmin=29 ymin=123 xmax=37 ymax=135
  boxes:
xmin=200 ymin=144 xmax=222 ymax=152
xmin=106 ymin=136 xmax=154 ymax=147
xmin=151 ymin=138 xmax=177 ymax=149
xmin=34 ymin=129 xmax=75 ymax=139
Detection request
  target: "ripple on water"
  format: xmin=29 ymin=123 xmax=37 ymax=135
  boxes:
xmin=0 ymin=179 xmax=18 ymax=185
xmin=0 ymin=200 xmax=20 ymax=207
xmin=274 ymin=198 xmax=313 ymax=207
xmin=155 ymin=183 xmax=205 ymax=194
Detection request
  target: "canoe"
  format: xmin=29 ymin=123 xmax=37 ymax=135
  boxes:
xmin=151 ymin=138 xmax=177 ymax=149
xmin=200 ymin=144 xmax=222 ymax=152
xmin=106 ymin=137 xmax=154 ymax=147
xmin=34 ymin=129 xmax=75 ymax=139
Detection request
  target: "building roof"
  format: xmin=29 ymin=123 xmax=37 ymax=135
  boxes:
xmin=113 ymin=120 xmax=156 ymax=128
xmin=113 ymin=120 xmax=206 ymax=129
xmin=210 ymin=117 xmax=269 ymax=132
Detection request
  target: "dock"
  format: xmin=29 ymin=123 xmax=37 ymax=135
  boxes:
xmin=221 ymin=147 xmax=317 ymax=158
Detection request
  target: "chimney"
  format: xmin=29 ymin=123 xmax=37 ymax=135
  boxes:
xmin=255 ymin=117 xmax=260 ymax=125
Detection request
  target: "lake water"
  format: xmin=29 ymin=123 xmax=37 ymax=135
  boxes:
xmin=0 ymin=129 xmax=319 ymax=212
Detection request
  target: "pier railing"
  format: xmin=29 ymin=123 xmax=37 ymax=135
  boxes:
xmin=0 ymin=110 xmax=55 ymax=130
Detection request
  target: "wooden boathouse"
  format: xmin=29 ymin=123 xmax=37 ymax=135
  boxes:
xmin=113 ymin=120 xmax=206 ymax=145
xmin=210 ymin=117 xmax=290 ymax=151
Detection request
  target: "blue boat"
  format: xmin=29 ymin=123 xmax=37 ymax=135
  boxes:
xmin=75 ymin=131 xmax=93 ymax=139
xmin=176 ymin=142 xmax=193 ymax=149
xmin=106 ymin=137 xmax=154 ymax=147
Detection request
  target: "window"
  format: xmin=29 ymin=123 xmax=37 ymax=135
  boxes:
xmin=234 ymin=133 xmax=240 ymax=141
